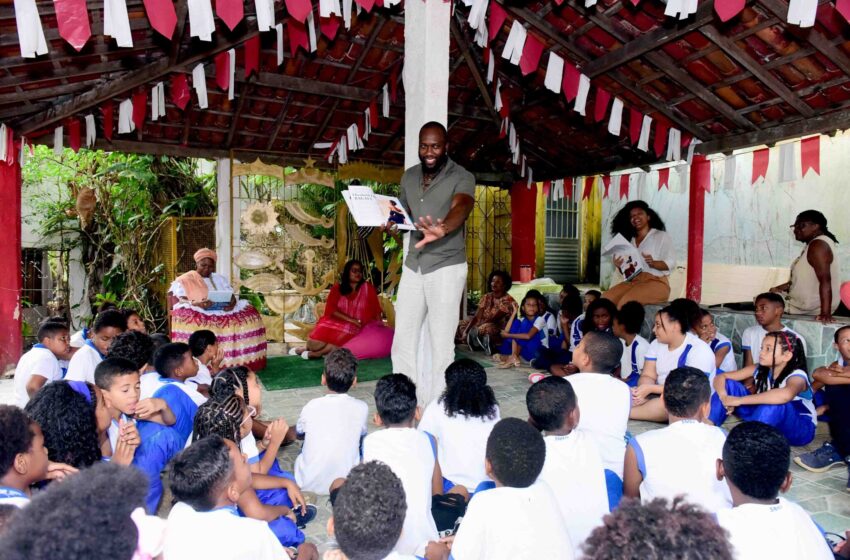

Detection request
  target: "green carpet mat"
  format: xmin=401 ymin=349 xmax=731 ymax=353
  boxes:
xmin=257 ymin=351 xmax=492 ymax=391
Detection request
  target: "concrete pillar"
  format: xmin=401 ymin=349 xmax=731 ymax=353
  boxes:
xmin=403 ymin=0 xmax=451 ymax=169
xmin=215 ymin=158 xmax=233 ymax=283
xmin=0 ymin=160 xmax=22 ymax=371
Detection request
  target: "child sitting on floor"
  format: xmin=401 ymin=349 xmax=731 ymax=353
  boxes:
xmin=0 ymin=405 xmax=76 ymax=508
xmin=531 ymin=286 xmax=582 ymax=372
xmin=716 ymin=421 xmax=833 ymax=559
xmin=448 ymin=418 xmax=572 ymax=559
xmin=551 ymin=297 xmax=618 ymax=377
xmin=624 ymin=367 xmax=732 ymax=513
xmin=418 ymin=359 xmax=500 ymax=496
xmin=94 ymin=358 xmax=184 ymax=513
xmin=612 ymin=301 xmax=649 ymax=387
xmin=495 ymin=294 xmax=545 ymax=369
xmin=14 ymin=321 xmax=70 ymax=407
xmin=362 ymin=374 xmax=440 ymax=557
xmin=143 ymin=342 xmax=205 ymax=443
xmin=741 ymin=292 xmax=804 ymax=367
xmin=710 ymin=332 xmax=816 ymax=446
xmin=292 ymin=348 xmax=368 ymax=495
xmin=164 ymin=435 xmax=290 ymax=560
xmin=697 ymin=309 xmax=738 ymax=374
xmin=526 ymin=376 xmax=608 ymax=556
xmin=65 ymin=309 xmax=127 ymax=384
xmin=583 ymin=289 xmax=601 ymax=311
xmin=187 ymin=329 xmax=222 ymax=395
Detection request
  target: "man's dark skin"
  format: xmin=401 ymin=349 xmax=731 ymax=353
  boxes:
xmin=385 ymin=125 xmax=474 ymax=246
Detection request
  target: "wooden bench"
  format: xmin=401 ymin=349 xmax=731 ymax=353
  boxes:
xmin=668 ymin=264 xmax=790 ymax=306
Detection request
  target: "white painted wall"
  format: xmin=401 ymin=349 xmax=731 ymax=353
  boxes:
xmin=599 ymin=131 xmax=850 ymax=290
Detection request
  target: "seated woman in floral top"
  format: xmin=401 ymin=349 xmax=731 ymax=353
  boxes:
xmin=457 ymin=270 xmax=518 ymax=355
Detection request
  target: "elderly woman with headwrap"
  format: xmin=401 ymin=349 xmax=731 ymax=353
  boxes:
xmin=168 ymin=248 xmax=267 ymax=370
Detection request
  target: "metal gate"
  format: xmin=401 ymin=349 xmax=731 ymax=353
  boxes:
xmin=544 ymin=187 xmax=581 ymax=283
xmin=465 ymin=185 xmax=512 ymax=296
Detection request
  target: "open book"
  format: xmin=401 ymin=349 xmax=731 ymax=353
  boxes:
xmin=341 ymin=185 xmax=416 ymax=230
xmin=602 ymin=233 xmax=646 ymax=282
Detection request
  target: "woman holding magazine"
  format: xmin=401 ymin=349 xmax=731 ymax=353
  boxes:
xmin=168 ymin=247 xmax=267 ymax=370
xmin=602 ymin=200 xmax=676 ymax=307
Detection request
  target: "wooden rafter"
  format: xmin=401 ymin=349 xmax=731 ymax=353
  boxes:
xmin=225 ymin=75 xmax=255 ymax=148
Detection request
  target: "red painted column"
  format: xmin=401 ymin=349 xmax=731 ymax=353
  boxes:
xmin=686 ymin=155 xmax=710 ymax=302
xmin=510 ymin=181 xmax=537 ymax=281
xmin=0 ymin=160 xmax=22 ymax=372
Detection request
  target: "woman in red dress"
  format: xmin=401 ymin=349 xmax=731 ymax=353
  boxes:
xmin=291 ymin=260 xmax=384 ymax=359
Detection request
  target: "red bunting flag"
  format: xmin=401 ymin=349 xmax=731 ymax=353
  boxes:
xmin=752 ymin=148 xmax=769 ymax=185
xmin=602 ymin=175 xmax=611 ymax=198
xmin=320 ymin=15 xmax=340 ymax=40
xmin=488 ymin=2 xmax=508 ymax=43
xmin=132 ymin=90 xmax=147 ymax=131
xmin=582 ymin=176 xmax=594 ymax=200
xmin=354 ymin=0 xmax=375 ymax=12
xmin=542 ymin=180 xmax=552 ymax=198
xmin=562 ymin=63 xmax=580 ymax=103
xmin=630 ymin=0 xmax=640 ymax=5
xmin=801 ymin=136 xmax=820 ymax=176
xmin=68 ymin=119 xmax=81 ymax=152
xmin=102 ymin=102 xmax=114 ymax=140
xmin=144 ymin=0 xmax=178 ymax=38
xmin=519 ymin=34 xmax=545 ymax=76
xmin=693 ymin=154 xmax=711 ymax=192
xmin=288 ymin=19 xmax=309 ymax=55
xmin=838 ymin=0 xmax=850 ymax=24
xmin=629 ymin=108 xmax=642 ymax=145
xmin=714 ymin=0 xmax=745 ymax=22
xmin=244 ymin=36 xmax=260 ymax=78
xmin=619 ymin=174 xmax=630 ymax=199
xmin=594 ymin=89 xmax=611 ymax=123
xmin=53 ymin=0 xmax=92 ymax=50
xmin=498 ymin=90 xmax=510 ymax=119
xmin=215 ymin=0 xmax=243 ymax=31
xmin=215 ymin=52 xmax=230 ymax=91
xmin=171 ymin=74 xmax=191 ymax=110
xmin=654 ymin=121 xmax=669 ymax=158
xmin=658 ymin=167 xmax=670 ymax=190
xmin=369 ymin=99 xmax=379 ymax=128
xmin=285 ymin=0 xmax=312 ymax=23
xmin=681 ymin=133 xmax=692 ymax=149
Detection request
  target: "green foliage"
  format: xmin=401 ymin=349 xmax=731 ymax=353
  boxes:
xmin=23 ymin=146 xmax=216 ymax=330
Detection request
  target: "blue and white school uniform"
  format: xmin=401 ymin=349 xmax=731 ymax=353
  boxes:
xmin=14 ymin=344 xmax=63 ymax=407
xmin=644 ymin=332 xmax=717 ymax=386
xmin=497 ymin=315 xmax=546 ymax=362
xmin=64 ymin=340 xmax=104 ymax=384
xmin=540 ymin=311 xmax=559 ymax=349
xmin=709 ymin=368 xmax=816 ymax=445
xmin=710 ymin=333 xmax=738 ymax=373
xmin=140 ymin=374 xmax=206 ymax=444
xmin=741 ymin=324 xmax=806 ymax=359
xmin=619 ymin=335 xmax=649 ymax=387
xmin=569 ymin=313 xmax=585 ymax=351
xmin=0 ymin=487 xmax=30 ymax=508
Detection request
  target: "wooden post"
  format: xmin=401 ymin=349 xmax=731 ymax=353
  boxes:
xmin=0 ymin=159 xmax=22 ymax=372
xmin=686 ymin=155 xmax=709 ymax=301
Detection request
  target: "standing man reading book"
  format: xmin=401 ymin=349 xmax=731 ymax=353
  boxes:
xmin=389 ymin=121 xmax=475 ymax=404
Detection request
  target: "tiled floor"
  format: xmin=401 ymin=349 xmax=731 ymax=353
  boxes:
xmin=2 ymin=350 xmax=848 ymax=547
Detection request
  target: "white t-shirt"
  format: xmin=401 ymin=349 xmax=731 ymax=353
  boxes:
xmin=644 ymin=332 xmax=716 ymax=386
xmin=629 ymin=420 xmax=732 ymax=513
xmin=568 ymin=373 xmax=631 ymax=478
xmin=418 ymin=400 xmax=500 ymax=489
xmin=294 ymin=393 xmax=368 ymax=494
xmin=64 ymin=343 xmax=103 ymax=384
xmin=241 ymin=431 xmax=261 ymax=464
xmin=187 ymin=359 xmax=212 ymax=388
xmin=163 ymin=502 xmax=286 ymax=560
xmin=362 ymin=428 xmax=438 ymax=556
xmin=538 ymin=431 xmax=609 ymax=557
xmin=450 ymin=483 xmax=573 ymax=560
xmin=717 ymin=498 xmax=833 ymax=560
xmin=140 ymin=372 xmax=207 ymax=406
xmin=14 ymin=346 xmax=63 ymax=407
xmin=540 ymin=311 xmax=558 ymax=349
xmin=631 ymin=228 xmax=675 ymax=278
xmin=0 ymin=487 xmax=30 ymax=508
xmin=741 ymin=325 xmax=806 ymax=359
xmin=711 ymin=333 xmax=739 ymax=373
xmin=569 ymin=313 xmax=585 ymax=351
xmin=619 ymin=335 xmax=649 ymax=380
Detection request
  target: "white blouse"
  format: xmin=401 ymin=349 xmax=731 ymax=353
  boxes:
xmin=632 ymin=228 xmax=676 ymax=277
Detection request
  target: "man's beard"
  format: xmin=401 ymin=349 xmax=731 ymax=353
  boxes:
xmin=420 ymin=153 xmax=448 ymax=174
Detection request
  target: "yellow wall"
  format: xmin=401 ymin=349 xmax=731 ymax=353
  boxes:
xmin=465 ymin=185 xmax=512 ymax=294
xmin=580 ymin=177 xmax=603 ymax=282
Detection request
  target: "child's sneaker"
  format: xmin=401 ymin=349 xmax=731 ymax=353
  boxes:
xmin=528 ymin=372 xmax=548 ymax=384
xmin=794 ymin=442 xmax=845 ymax=472
xmin=294 ymin=503 xmax=317 ymax=528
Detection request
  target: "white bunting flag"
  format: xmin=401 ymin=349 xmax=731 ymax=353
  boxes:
xmin=664 ymin=0 xmax=696 ymax=20
xmin=0 ymin=124 xmax=8 ymax=162
xmin=384 ymin=0 xmax=400 ymax=6
xmin=502 ymin=20 xmax=527 ymax=66
xmin=347 ymin=123 xmax=364 ymax=151
xmin=638 ymin=115 xmax=653 ymax=152
xmin=468 ymin=0 xmax=487 ymax=30
xmin=53 ymin=126 xmax=63 ymax=156
xmin=314 ymin=142 xmax=334 ymax=149
xmin=723 ymin=155 xmax=737 ymax=191
xmin=151 ymin=82 xmax=166 ymax=120
xmin=188 ymin=0 xmax=215 ymax=40
xmin=585 ymin=0 xmax=597 ymax=6
xmin=342 ymin=0 xmax=353 ymax=29
xmin=687 ymin=138 xmax=702 ymax=164
xmin=487 ymin=53 xmax=495 ymax=84
xmin=363 ymin=108 xmax=372 ymax=141
xmin=527 ymin=167 xmax=533 ymax=188
xmin=382 ymin=84 xmax=390 ymax=118
xmin=574 ymin=74 xmax=590 ymax=116
xmin=680 ymin=0 xmax=697 ymax=18
xmin=666 ymin=128 xmax=681 ymax=161
xmin=544 ymin=53 xmax=564 ymax=94
xmin=508 ymin=122 xmax=517 ymax=154
xmin=227 ymin=48 xmax=236 ymax=101
xmin=307 ymin=11 xmax=317 ymax=52
xmin=337 ymin=136 xmax=348 ymax=164
xmin=787 ymin=0 xmax=816 ymax=27
xmin=494 ymin=79 xmax=503 ymax=113
xmin=85 ymin=114 xmax=96 ymax=147
xmin=254 ymin=0 xmax=275 ymax=31
xmin=118 ymin=99 xmax=135 ymax=133
xmin=13 ymin=0 xmax=48 ymax=58
xmin=275 ymin=23 xmax=285 ymax=66
xmin=779 ymin=142 xmax=798 ymax=182
xmin=192 ymin=64 xmax=208 ymax=109
xmin=104 ymin=0 xmax=134 ymax=47
xmin=608 ymin=97 xmax=624 ymax=136
xmin=500 ymin=117 xmax=509 ymax=137
xmin=512 ymin=144 xmax=520 ymax=165
xmin=319 ymin=0 xmax=341 ymax=17
xmin=520 ymin=155 xmax=526 ymax=177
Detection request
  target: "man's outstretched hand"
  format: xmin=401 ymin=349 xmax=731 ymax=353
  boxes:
xmin=414 ymin=215 xmax=448 ymax=249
